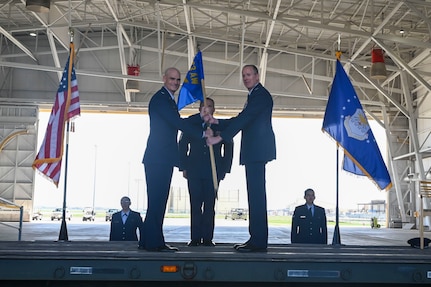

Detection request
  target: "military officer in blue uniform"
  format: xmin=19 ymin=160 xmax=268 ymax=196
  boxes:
xmin=138 ymin=67 xmax=205 ymax=252
xmin=205 ymin=65 xmax=276 ymax=252
xmin=109 ymin=196 xmax=142 ymax=241
xmin=291 ymin=188 xmax=328 ymax=244
xmin=179 ymin=98 xmax=233 ymax=247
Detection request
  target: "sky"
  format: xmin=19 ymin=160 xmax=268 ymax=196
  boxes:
xmin=33 ymin=110 xmax=388 ymax=212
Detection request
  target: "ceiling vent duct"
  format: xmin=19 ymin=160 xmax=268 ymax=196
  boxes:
xmin=26 ymin=0 xmax=50 ymax=13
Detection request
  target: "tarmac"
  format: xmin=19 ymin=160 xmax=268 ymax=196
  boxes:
xmin=0 ymin=217 xmax=426 ymax=247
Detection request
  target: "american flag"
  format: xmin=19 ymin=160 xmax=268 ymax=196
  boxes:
xmin=33 ymin=42 xmax=81 ymax=187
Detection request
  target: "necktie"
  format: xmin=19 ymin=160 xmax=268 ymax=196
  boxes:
xmin=122 ymin=213 xmax=127 ymax=224
xmin=309 ymin=207 xmax=313 ymax=217
xmin=244 ymin=93 xmax=250 ymax=109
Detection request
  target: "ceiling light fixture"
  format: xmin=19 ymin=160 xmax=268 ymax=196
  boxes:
xmin=370 ymin=47 xmax=387 ymax=80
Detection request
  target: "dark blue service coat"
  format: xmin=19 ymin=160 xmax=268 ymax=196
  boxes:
xmin=291 ymin=204 xmax=328 ymax=244
xmin=179 ymin=113 xmax=233 ymax=181
xmin=179 ymin=113 xmax=234 ymax=242
xmin=217 ymin=82 xmax=276 ymax=248
xmin=109 ymin=210 xmax=142 ymax=241
xmin=140 ymin=87 xmax=204 ymax=250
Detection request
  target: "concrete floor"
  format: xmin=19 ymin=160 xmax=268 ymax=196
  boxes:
xmin=0 ymin=217 xmax=426 ymax=247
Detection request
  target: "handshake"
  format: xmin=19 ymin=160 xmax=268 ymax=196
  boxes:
xmin=200 ymin=107 xmax=223 ymax=146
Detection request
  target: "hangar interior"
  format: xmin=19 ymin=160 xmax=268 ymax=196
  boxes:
xmin=1 ymin=0 xmax=431 ymax=227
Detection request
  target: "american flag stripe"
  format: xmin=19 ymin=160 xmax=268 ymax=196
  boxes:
xmin=33 ymin=42 xmax=80 ymax=186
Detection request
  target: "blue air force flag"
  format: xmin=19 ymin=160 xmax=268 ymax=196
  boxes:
xmin=177 ymin=51 xmax=205 ymax=110
xmin=322 ymin=60 xmax=392 ymax=190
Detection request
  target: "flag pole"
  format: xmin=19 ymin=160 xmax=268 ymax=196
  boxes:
xmin=59 ymin=5 xmax=74 ymax=242
xmin=332 ymin=143 xmax=341 ymax=245
xmin=332 ymin=47 xmax=342 ymax=246
xmin=58 ymin=36 xmax=75 ymax=241
xmin=201 ymin=79 xmax=219 ymax=195
xmin=58 ymin=120 xmax=70 ymax=241
xmin=177 ymin=50 xmax=218 ymax=194
xmin=33 ymin=26 xmax=80 ymax=239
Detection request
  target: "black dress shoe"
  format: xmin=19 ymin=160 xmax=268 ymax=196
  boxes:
xmin=233 ymin=241 xmax=249 ymax=249
xmin=236 ymin=244 xmax=267 ymax=253
xmin=138 ymin=245 xmax=145 ymax=250
xmin=147 ymin=244 xmax=179 ymax=252
xmin=160 ymin=244 xmax=179 ymax=252
xmin=202 ymin=240 xmax=215 ymax=247
xmin=187 ymin=240 xmax=201 ymax=247
xmin=233 ymin=243 xmax=244 ymax=249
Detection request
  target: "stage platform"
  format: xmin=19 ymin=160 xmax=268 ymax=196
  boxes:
xmin=1 ymin=219 xmax=431 ymax=286
xmin=0 ymin=240 xmax=430 ymax=286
